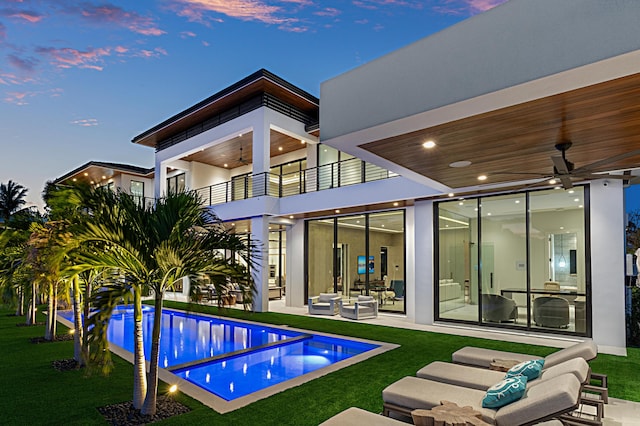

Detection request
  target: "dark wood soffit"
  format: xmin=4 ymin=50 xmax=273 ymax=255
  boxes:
xmin=362 ymin=73 xmax=640 ymax=189
xmin=181 ymin=129 xmax=307 ymax=169
xmin=135 ymin=79 xmax=318 ymax=148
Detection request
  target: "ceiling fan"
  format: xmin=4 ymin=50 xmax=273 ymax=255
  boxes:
xmin=496 ymin=110 xmax=640 ymax=189
xmin=237 ymin=145 xmax=249 ymax=165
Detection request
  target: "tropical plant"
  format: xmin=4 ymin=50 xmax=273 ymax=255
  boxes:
xmin=69 ymin=187 xmax=257 ymax=415
xmin=0 ymin=180 xmax=28 ymax=227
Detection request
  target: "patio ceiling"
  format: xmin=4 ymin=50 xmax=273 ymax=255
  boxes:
xmin=182 ymin=129 xmax=308 ymax=169
xmin=361 ymin=72 xmax=640 ymax=191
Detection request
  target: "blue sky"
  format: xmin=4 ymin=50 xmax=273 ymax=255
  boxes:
xmin=0 ymin=0 xmax=510 ymax=210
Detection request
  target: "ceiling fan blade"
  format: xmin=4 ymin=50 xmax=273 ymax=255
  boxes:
xmin=571 ymin=173 xmax=630 ymax=180
xmin=559 ymin=175 xmax=573 ymax=189
xmin=551 ymin=155 xmax=570 ymax=175
xmin=571 ymin=148 xmax=640 ymax=174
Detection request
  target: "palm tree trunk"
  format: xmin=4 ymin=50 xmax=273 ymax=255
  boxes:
xmin=71 ymin=276 xmax=84 ymax=365
xmin=82 ymin=281 xmax=92 ymax=364
xmin=132 ymin=288 xmax=147 ymax=410
xmin=45 ymin=282 xmax=54 ymax=340
xmin=141 ymin=292 xmax=163 ymax=416
xmin=28 ymin=281 xmax=37 ymax=324
xmin=15 ymin=286 xmax=24 ymax=316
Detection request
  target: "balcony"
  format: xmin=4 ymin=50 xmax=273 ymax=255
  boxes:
xmin=195 ymin=157 xmax=397 ymax=207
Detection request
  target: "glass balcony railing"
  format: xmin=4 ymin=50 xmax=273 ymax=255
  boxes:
xmin=195 ymin=157 xmax=398 ymax=207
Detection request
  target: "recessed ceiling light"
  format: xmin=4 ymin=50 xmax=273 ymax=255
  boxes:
xmin=574 ymin=198 xmax=580 ymax=202
xmin=449 ymin=161 xmax=472 ymax=168
xmin=83 ymin=172 xmax=88 ymax=176
xmin=554 ymin=186 xmax=562 ymax=190
xmin=301 ymin=140 xmax=306 ymax=144
xmin=393 ymin=202 xmax=399 ymax=206
xmin=474 ymin=208 xmax=478 ymax=211
xmin=335 ymin=209 xmax=340 ymax=213
xmin=458 ymin=202 xmax=464 ymax=206
xmin=477 ymin=175 xmax=487 ymax=181
xmin=224 ymin=163 xmax=228 ymax=167
xmin=72 ymin=178 xmax=77 ymax=182
xmin=102 ymin=175 xmax=106 ymax=179
xmin=549 ymin=178 xmax=557 ymax=185
xmin=568 ymin=190 xmax=575 ymax=194
xmin=90 ymin=181 xmax=94 ymax=184
xmin=239 ymin=133 xmax=242 ymax=137
xmin=289 ymin=215 xmax=294 ymax=219
xmin=422 ymin=140 xmax=436 ymax=149
xmin=278 ymin=147 xmax=283 ymax=151
xmin=487 ymin=212 xmax=492 ymax=216
xmin=579 ymin=205 xmax=583 ymax=208
xmin=448 ymin=193 xmax=454 ymax=197
xmin=515 ymin=200 xmax=520 ymax=204
xmin=560 ymin=226 xmax=564 ymax=230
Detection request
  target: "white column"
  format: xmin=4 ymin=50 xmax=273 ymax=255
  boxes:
xmin=251 ymin=215 xmax=270 ymax=312
xmin=155 ymin=160 xmax=167 ymax=199
xmin=414 ymin=200 xmax=434 ymax=325
xmin=252 ymin=112 xmax=271 ymax=196
xmin=287 ymin=219 xmax=305 ymax=308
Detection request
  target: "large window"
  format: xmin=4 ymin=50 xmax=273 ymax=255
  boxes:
xmin=436 ymin=187 xmax=589 ymax=335
xmin=306 ymin=210 xmax=405 ymax=313
xmin=167 ymin=173 xmax=185 ymax=194
xmin=130 ymin=180 xmax=144 ymax=204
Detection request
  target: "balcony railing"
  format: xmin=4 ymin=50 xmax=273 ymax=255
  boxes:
xmin=195 ymin=157 xmax=397 ymax=207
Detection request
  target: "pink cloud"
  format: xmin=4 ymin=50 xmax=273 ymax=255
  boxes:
xmin=173 ymin=0 xmax=285 ymax=24
xmin=0 ymin=8 xmax=44 ymax=23
xmin=4 ymin=91 xmax=30 ymax=105
xmin=433 ymin=0 xmax=508 ymax=15
xmin=0 ymin=22 xmax=6 ymax=42
xmin=314 ymin=7 xmax=340 ymax=17
xmin=35 ymin=46 xmax=111 ymax=70
xmin=8 ymin=53 xmax=38 ymax=73
xmin=180 ymin=30 xmax=197 ymax=38
xmin=78 ymin=4 xmax=165 ymax=36
xmin=114 ymin=45 xmax=129 ymax=54
xmin=135 ymin=47 xmax=168 ymax=58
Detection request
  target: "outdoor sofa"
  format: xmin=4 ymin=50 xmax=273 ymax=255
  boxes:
xmin=308 ymin=292 xmax=341 ymax=316
xmin=339 ymin=295 xmax=378 ymax=320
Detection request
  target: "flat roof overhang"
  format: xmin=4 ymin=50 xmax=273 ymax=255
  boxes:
xmin=132 ymin=69 xmax=319 ymax=149
xmin=54 ymin=161 xmax=154 ymax=185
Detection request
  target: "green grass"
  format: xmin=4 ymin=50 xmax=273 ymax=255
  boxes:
xmin=1 ymin=301 xmax=639 ymax=425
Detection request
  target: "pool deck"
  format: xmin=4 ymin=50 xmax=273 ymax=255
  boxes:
xmin=267 ymin=299 xmax=640 ymax=426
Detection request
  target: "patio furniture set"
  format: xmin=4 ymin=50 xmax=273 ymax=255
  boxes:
xmin=321 ymin=340 xmax=608 ymax=425
xmin=308 ymin=293 xmax=379 ymax=320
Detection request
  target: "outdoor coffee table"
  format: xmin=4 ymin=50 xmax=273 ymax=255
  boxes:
xmin=411 ymin=400 xmax=490 ymax=426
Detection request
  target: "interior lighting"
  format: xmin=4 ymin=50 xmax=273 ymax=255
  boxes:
xmin=278 ymin=147 xmax=283 ymax=151
xmin=568 ymin=190 xmax=575 ymax=194
xmin=83 ymin=172 xmax=88 ymax=176
xmin=393 ymin=202 xmax=399 ymax=206
xmin=558 ymin=234 xmax=567 ymax=268
xmin=90 ymin=181 xmax=94 ymax=184
xmin=422 ymin=140 xmax=436 ymax=149
xmin=477 ymin=175 xmax=487 ymax=181
xmin=448 ymin=193 xmax=454 ymax=197
xmin=549 ymin=178 xmax=557 ymax=185
xmin=72 ymin=178 xmax=77 ymax=182
xmin=239 ymin=133 xmax=242 ymax=137
xmin=102 ymin=175 xmax=106 ymax=179
xmin=458 ymin=202 xmax=464 ymax=206
xmin=574 ymin=198 xmax=579 ymax=202
xmin=515 ymin=200 xmax=520 ymax=204
xmin=224 ymin=163 xmax=228 ymax=168
xmin=335 ymin=209 xmax=340 ymax=213
xmin=301 ymin=139 xmax=306 ymax=144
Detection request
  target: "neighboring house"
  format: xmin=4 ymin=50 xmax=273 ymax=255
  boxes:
xmin=57 ymin=0 xmax=640 ymax=354
xmin=54 ymin=161 xmax=155 ymax=204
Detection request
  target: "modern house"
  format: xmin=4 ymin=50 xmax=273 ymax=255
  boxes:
xmin=58 ymin=0 xmax=640 ymax=355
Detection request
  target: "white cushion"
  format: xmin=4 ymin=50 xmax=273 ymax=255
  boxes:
xmin=318 ymin=293 xmax=338 ymax=303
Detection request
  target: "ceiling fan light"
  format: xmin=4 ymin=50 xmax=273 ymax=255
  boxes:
xmin=549 ymin=178 xmax=557 ymax=185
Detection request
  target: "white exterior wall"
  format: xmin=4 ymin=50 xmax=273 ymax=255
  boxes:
xmin=413 ymin=200 xmax=434 ymax=325
xmin=590 ymin=179 xmax=627 ymax=355
xmin=191 ymin=162 xmax=230 ymax=191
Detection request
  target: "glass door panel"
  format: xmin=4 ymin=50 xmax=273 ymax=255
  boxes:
xmin=369 ymin=211 xmax=405 ymax=313
xmin=337 ymin=215 xmax=365 ymax=297
xmin=479 ymin=194 xmax=527 ymax=327
xmin=307 ymin=220 xmax=335 ymax=300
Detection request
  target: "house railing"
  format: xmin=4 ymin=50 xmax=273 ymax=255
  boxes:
xmin=195 ymin=157 xmax=397 ymax=207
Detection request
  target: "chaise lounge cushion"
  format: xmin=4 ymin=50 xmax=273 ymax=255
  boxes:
xmin=383 ymin=373 xmax=581 ymax=425
xmin=482 ymin=375 xmax=527 ymax=408
xmin=320 ymin=407 xmax=405 ymax=426
xmin=416 ymin=358 xmax=590 ymax=391
xmin=452 ymin=340 xmax=597 ymax=369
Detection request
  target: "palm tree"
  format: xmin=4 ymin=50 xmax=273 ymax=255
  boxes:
xmin=70 ymin=188 xmax=257 ymax=414
xmin=0 ymin=180 xmax=28 ymax=227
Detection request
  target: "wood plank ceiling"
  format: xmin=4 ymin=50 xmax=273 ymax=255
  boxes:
xmin=362 ymin=73 xmax=640 ymax=190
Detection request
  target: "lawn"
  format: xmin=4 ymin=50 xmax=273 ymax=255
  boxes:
xmin=1 ymin=301 xmax=638 ymax=425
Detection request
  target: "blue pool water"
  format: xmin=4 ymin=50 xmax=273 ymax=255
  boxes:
xmin=60 ymin=307 xmax=378 ymax=401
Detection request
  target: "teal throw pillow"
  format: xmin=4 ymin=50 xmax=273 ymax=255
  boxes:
xmin=505 ymin=359 xmax=545 ymax=380
xmin=482 ymin=375 xmax=527 ymax=409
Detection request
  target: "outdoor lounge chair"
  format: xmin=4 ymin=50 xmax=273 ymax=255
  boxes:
xmin=382 ymin=373 xmax=582 ymax=425
xmin=308 ymin=292 xmax=341 ymax=316
xmin=451 ymin=340 xmax=598 ymax=369
xmin=416 ymin=357 xmax=590 ymax=391
xmin=339 ymin=295 xmax=378 ymax=320
xmin=320 ymin=407 xmax=406 ymax=426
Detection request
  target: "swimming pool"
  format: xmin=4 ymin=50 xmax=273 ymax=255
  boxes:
xmin=58 ymin=306 xmax=396 ymax=412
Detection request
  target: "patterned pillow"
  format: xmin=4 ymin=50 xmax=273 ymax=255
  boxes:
xmin=506 ymin=359 xmax=545 ymax=380
xmin=482 ymin=375 xmax=528 ymax=408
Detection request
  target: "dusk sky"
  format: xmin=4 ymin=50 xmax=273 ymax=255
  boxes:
xmin=1 ymin=0 xmax=512 ymax=210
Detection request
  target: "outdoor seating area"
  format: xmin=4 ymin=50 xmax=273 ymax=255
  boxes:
xmin=308 ymin=293 xmax=379 ymax=320
xmin=322 ymin=340 xmax=609 ymax=426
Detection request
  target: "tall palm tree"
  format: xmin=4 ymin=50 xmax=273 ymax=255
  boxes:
xmin=0 ymin=180 xmax=28 ymax=227
xmin=71 ymin=188 xmax=257 ymax=414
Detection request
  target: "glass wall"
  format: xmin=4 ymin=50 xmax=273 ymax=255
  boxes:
xmin=436 ymin=187 xmax=589 ymax=335
xmin=268 ymin=229 xmax=286 ymax=294
xmin=306 ymin=210 xmax=405 ymax=313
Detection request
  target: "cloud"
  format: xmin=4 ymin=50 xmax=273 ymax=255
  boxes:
xmin=353 ymin=0 xmax=422 ymax=10
xmin=180 ymin=30 xmax=197 ymax=38
xmin=35 ymin=46 xmax=112 ymax=70
xmin=172 ymin=0 xmax=286 ymax=25
xmin=77 ymin=4 xmax=165 ymax=36
xmin=314 ymin=7 xmax=340 ymax=17
xmin=8 ymin=53 xmax=38 ymax=73
xmin=70 ymin=118 xmax=98 ymax=127
xmin=433 ymin=0 xmax=508 ymax=15
xmin=0 ymin=8 xmax=44 ymax=23
xmin=0 ymin=22 xmax=6 ymax=42
xmin=3 ymin=87 xmax=61 ymax=105
xmin=135 ymin=47 xmax=168 ymax=58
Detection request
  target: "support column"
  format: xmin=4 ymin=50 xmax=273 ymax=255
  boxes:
xmin=155 ymin=160 xmax=167 ymax=199
xmin=287 ymin=220 xmax=305 ymax=308
xmin=414 ymin=200 xmax=434 ymax=325
xmin=251 ymin=215 xmax=270 ymax=312
xmin=252 ymin=113 xmax=271 ymax=195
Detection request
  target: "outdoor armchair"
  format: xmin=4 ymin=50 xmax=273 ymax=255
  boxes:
xmin=339 ymin=295 xmax=378 ymax=320
xmin=308 ymin=292 xmax=341 ymax=316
